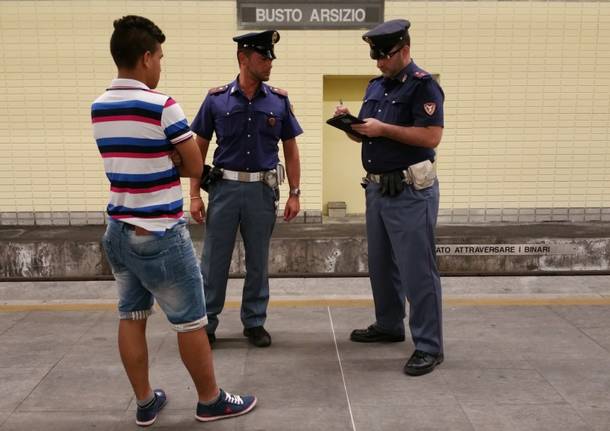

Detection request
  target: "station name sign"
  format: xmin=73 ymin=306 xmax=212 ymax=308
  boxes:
xmin=237 ymin=0 xmax=384 ymax=29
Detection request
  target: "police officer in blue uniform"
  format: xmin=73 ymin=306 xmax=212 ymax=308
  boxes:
xmin=189 ymin=30 xmax=303 ymax=347
xmin=335 ymin=19 xmax=445 ymax=375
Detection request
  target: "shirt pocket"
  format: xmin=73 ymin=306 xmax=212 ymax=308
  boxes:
xmin=360 ymin=95 xmax=380 ymax=119
xmin=386 ymin=94 xmax=414 ymax=125
xmin=217 ymin=106 xmax=246 ymax=142
xmin=255 ymin=109 xmax=283 ymax=141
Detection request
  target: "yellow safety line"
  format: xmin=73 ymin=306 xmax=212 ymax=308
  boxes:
xmin=445 ymin=297 xmax=610 ymax=306
xmin=0 ymin=303 xmax=118 ymax=313
xmin=2 ymin=296 xmax=610 ymax=313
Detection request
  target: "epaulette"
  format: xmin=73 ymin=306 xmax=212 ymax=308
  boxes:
xmin=208 ymin=85 xmax=230 ymax=95
xmin=366 ymin=75 xmax=383 ymax=88
xmin=413 ymin=70 xmax=431 ymax=80
xmin=269 ymin=86 xmax=288 ymax=97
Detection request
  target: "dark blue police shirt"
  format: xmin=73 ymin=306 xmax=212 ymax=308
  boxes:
xmin=358 ymin=60 xmax=444 ymax=174
xmin=191 ymin=78 xmax=303 ymax=171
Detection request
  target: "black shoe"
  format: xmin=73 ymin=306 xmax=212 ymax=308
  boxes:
xmin=243 ymin=326 xmax=271 ymax=347
xmin=350 ymin=325 xmax=405 ymax=343
xmin=403 ymin=350 xmax=444 ymax=376
xmin=206 ymin=332 xmax=216 ymax=345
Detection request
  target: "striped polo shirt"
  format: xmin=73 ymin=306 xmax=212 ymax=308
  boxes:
xmin=91 ymin=78 xmax=193 ymax=235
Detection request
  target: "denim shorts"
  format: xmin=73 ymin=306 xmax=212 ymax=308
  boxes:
xmin=102 ymin=219 xmax=207 ymax=332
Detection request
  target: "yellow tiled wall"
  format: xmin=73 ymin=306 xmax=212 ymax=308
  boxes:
xmin=1 ymin=0 xmax=609 ymax=217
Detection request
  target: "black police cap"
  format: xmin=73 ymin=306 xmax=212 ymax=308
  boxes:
xmin=233 ymin=30 xmax=280 ymax=60
xmin=362 ymin=19 xmax=411 ymax=59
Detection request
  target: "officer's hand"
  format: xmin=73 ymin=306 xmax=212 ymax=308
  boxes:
xmin=334 ymin=105 xmax=351 ymax=117
xmin=283 ymin=195 xmax=300 ymax=222
xmin=169 ymin=150 xmax=183 ymax=167
xmin=190 ymin=197 xmax=206 ymax=224
xmin=351 ymin=118 xmax=385 ymax=138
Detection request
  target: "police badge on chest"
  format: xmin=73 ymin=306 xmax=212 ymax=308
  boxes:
xmin=267 ymin=116 xmax=276 ymax=127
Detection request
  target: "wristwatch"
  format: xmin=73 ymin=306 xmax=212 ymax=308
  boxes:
xmin=289 ymin=187 xmax=301 ymax=197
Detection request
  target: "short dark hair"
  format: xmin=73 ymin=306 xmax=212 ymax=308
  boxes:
xmin=236 ymin=47 xmax=255 ymax=65
xmin=110 ymin=15 xmax=165 ymax=69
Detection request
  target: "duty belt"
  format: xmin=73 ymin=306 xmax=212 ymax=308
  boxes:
xmin=366 ymin=170 xmax=413 ymax=185
xmin=221 ymin=164 xmax=285 ymax=188
xmin=364 ymin=159 xmax=437 ymax=191
xmin=222 ymin=169 xmax=265 ymax=182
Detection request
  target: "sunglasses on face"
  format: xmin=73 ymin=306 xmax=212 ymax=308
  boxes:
xmin=372 ymin=45 xmax=404 ymax=60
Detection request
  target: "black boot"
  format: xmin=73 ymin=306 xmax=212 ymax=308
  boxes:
xmin=350 ymin=325 xmax=405 ymax=343
xmin=243 ymin=326 xmax=271 ymax=347
xmin=403 ymin=350 xmax=444 ymax=376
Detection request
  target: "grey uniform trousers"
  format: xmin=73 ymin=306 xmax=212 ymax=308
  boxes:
xmin=365 ymin=179 xmax=443 ymax=354
xmin=201 ymin=179 xmax=277 ymax=333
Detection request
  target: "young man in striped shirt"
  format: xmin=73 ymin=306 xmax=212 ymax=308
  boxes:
xmin=91 ymin=15 xmax=256 ymax=426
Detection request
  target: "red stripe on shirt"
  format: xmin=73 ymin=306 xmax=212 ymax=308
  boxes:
xmin=110 ymin=181 xmax=181 ymax=194
xmin=92 ymin=115 xmax=161 ymax=126
xmin=101 ymin=151 xmax=171 ymax=159
xmin=111 ymin=211 xmax=184 ymax=220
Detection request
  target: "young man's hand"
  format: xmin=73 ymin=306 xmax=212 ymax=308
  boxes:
xmin=169 ymin=150 xmax=182 ymax=167
xmin=190 ymin=197 xmax=206 ymax=224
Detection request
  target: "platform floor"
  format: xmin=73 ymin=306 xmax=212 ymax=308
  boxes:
xmin=1 ymin=276 xmax=610 ymax=430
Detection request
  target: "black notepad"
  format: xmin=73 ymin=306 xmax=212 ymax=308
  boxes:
xmin=326 ymin=114 xmax=365 ymax=139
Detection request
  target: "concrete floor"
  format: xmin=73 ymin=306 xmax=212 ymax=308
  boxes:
xmin=1 ymin=277 xmax=610 ymax=430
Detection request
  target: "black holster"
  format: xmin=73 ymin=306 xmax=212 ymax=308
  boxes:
xmin=273 ymin=187 xmax=280 ymax=208
xmin=200 ymin=165 xmax=223 ymax=192
xmin=380 ymin=170 xmax=405 ymax=197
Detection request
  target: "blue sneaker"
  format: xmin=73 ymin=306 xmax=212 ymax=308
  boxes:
xmin=136 ymin=389 xmax=167 ymax=427
xmin=195 ymin=389 xmax=257 ymax=422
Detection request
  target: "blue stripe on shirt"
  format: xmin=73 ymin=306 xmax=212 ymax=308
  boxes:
xmin=164 ymin=119 xmax=191 ymax=140
xmin=97 ymin=137 xmax=169 ymax=149
xmin=107 ymin=199 xmax=183 ymax=214
xmin=92 ymin=100 xmax=164 ymax=114
xmin=106 ymin=168 xmax=178 ymax=183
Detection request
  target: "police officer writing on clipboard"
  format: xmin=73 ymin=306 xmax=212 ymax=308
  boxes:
xmin=334 ymin=19 xmax=445 ymax=376
xmin=190 ymin=30 xmax=303 ymax=348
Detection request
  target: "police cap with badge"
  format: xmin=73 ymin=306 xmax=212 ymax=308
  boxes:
xmin=362 ymin=19 xmax=411 ymax=60
xmin=233 ymin=30 xmax=280 ymax=59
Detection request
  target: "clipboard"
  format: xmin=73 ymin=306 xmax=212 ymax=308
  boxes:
xmin=326 ymin=113 xmax=365 ymax=139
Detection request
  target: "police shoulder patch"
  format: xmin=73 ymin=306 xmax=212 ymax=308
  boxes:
xmin=270 ymin=86 xmax=288 ymax=97
xmin=208 ymin=85 xmax=229 ymax=95
xmin=413 ymin=70 xmax=431 ymax=80
xmin=423 ymin=102 xmax=437 ymax=116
